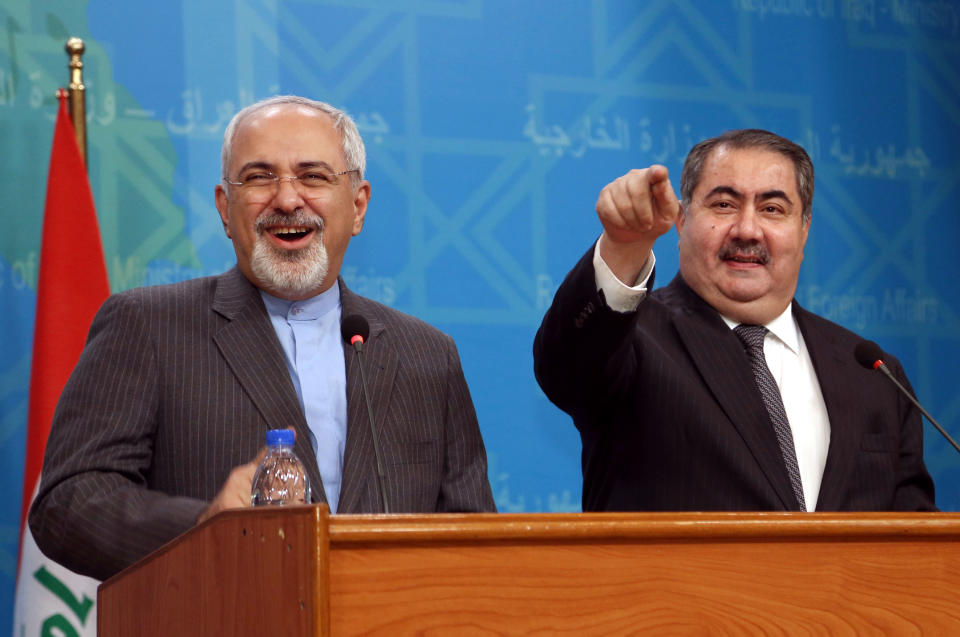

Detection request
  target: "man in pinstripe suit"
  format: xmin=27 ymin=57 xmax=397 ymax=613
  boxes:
xmin=534 ymin=129 xmax=936 ymax=513
xmin=30 ymin=96 xmax=495 ymax=581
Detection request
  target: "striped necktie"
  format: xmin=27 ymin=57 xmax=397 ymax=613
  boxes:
xmin=734 ymin=324 xmax=806 ymax=511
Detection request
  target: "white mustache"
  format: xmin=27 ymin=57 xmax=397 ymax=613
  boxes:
xmin=255 ymin=212 xmax=324 ymax=235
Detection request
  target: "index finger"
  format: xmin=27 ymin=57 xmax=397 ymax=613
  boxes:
xmin=649 ymin=167 xmax=679 ymax=213
xmin=646 ymin=164 xmax=669 ymax=184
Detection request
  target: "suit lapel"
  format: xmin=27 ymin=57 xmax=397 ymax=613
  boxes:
xmin=794 ymin=306 xmax=861 ymax=511
xmin=210 ymin=268 xmax=325 ymax=503
xmin=666 ymin=276 xmax=799 ymax=510
xmin=336 ymin=282 xmax=399 ymax=513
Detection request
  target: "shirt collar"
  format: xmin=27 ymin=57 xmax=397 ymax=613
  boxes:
xmin=260 ymin=284 xmax=341 ymax=322
xmin=721 ymin=303 xmax=800 ymax=356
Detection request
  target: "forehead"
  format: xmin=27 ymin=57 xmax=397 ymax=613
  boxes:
xmin=229 ymin=105 xmax=342 ymax=169
xmin=696 ymin=146 xmax=799 ymax=200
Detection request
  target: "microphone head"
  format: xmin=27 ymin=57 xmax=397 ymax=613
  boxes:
xmin=854 ymin=340 xmax=885 ymax=370
xmin=341 ymin=314 xmax=370 ymax=344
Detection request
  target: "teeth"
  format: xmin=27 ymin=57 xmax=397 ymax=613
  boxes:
xmin=272 ymin=227 xmax=310 ymax=235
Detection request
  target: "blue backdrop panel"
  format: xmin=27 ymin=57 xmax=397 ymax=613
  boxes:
xmin=2 ymin=0 xmax=959 ymax=629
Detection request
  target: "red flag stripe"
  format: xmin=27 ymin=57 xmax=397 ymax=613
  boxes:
xmin=21 ymin=90 xmax=110 ymax=536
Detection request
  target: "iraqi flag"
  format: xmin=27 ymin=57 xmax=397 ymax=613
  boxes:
xmin=13 ymin=89 xmax=108 ymax=637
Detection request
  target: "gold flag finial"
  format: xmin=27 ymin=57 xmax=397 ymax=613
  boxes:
xmin=65 ymin=37 xmax=87 ymax=166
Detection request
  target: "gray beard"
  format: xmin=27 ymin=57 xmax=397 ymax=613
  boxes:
xmin=250 ymin=232 xmax=329 ymax=297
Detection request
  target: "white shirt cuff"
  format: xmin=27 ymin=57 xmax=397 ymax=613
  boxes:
xmin=592 ymin=239 xmax=655 ymax=313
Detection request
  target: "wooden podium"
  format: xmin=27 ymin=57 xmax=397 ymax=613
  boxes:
xmin=98 ymin=506 xmax=960 ymax=634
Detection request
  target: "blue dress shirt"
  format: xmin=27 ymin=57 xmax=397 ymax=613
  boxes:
xmin=260 ymin=286 xmax=347 ymax=512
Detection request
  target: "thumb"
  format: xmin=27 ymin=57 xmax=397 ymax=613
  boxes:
xmin=249 ymin=446 xmax=268 ymax=468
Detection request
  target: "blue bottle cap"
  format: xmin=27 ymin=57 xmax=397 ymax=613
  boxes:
xmin=265 ymin=429 xmax=295 ymax=446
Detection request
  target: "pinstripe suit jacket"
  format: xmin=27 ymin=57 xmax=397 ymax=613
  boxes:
xmin=30 ymin=267 xmax=495 ymax=581
xmin=534 ymin=247 xmax=936 ymax=513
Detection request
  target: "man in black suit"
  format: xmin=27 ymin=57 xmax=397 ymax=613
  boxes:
xmin=534 ymin=129 xmax=936 ymax=512
xmin=31 ymin=96 xmax=495 ymax=581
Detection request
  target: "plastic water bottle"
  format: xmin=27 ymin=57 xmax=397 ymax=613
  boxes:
xmin=251 ymin=429 xmax=312 ymax=506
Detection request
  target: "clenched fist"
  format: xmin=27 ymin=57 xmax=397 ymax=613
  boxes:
xmin=595 ymin=165 xmax=681 ymax=283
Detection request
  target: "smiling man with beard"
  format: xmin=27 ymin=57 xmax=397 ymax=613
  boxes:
xmin=534 ymin=129 xmax=936 ymax=513
xmin=29 ymin=96 xmax=495 ymax=581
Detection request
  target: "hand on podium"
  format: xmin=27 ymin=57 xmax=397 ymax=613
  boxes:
xmin=196 ymin=447 xmax=268 ymax=525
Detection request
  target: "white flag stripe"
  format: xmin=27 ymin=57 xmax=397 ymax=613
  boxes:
xmin=14 ymin=481 xmax=99 ymax=637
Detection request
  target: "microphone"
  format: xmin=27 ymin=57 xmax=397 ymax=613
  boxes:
xmin=341 ymin=314 xmax=370 ymax=351
xmin=854 ymin=340 xmax=960 ymax=454
xmin=340 ymin=314 xmax=390 ymax=513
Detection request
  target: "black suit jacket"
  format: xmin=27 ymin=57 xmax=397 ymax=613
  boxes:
xmin=534 ymin=247 xmax=936 ymax=512
xmin=30 ymin=267 xmax=495 ymax=581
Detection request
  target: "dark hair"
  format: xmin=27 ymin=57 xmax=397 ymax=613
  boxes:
xmin=680 ymin=129 xmax=813 ymax=223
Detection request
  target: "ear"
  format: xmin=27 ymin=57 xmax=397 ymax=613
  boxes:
xmin=351 ymin=180 xmax=371 ymax=236
xmin=215 ymin=184 xmax=232 ymax=238
xmin=798 ymin=209 xmax=811 ymax=247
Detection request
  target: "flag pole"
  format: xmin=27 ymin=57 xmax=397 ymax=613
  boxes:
xmin=65 ymin=37 xmax=87 ymax=166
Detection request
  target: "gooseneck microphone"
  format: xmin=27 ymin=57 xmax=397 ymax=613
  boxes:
xmin=854 ymin=340 xmax=960 ymax=455
xmin=341 ymin=314 xmax=390 ymax=513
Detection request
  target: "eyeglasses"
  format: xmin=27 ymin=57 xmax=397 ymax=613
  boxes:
xmin=224 ymin=168 xmax=359 ymax=202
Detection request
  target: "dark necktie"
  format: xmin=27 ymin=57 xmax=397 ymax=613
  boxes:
xmin=734 ymin=324 xmax=806 ymax=511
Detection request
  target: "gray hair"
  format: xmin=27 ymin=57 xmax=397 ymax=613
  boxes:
xmin=220 ymin=95 xmax=366 ymax=187
xmin=680 ymin=129 xmax=814 ymax=224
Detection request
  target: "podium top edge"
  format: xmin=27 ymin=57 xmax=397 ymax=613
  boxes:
xmin=321 ymin=510 xmax=960 ymax=544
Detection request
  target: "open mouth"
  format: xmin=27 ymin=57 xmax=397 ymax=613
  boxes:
xmin=255 ymin=213 xmax=324 ymax=249
xmin=270 ymin=226 xmax=314 ymax=243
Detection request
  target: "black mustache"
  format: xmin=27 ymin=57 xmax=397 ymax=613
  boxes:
xmin=718 ymin=240 xmax=769 ymax=265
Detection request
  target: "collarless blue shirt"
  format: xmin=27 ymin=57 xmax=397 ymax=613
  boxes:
xmin=260 ymin=286 xmax=347 ymax=512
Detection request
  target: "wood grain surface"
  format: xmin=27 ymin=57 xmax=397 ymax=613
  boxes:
xmin=98 ymin=508 xmax=960 ymax=635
